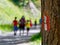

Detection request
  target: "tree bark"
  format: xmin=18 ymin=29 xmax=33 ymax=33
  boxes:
xmin=41 ymin=0 xmax=60 ymax=45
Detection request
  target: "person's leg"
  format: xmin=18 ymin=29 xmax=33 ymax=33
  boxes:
xmin=14 ymin=26 xmax=16 ymax=36
xmin=14 ymin=31 xmax=16 ymax=36
xmin=19 ymin=29 xmax=21 ymax=36
xmin=19 ymin=26 xmax=21 ymax=36
xmin=23 ymin=26 xmax=25 ymax=34
xmin=23 ymin=30 xmax=24 ymax=34
xmin=27 ymin=28 xmax=29 ymax=36
xmin=35 ymin=24 xmax=37 ymax=28
xmin=27 ymin=28 xmax=28 ymax=35
xmin=35 ymin=25 xmax=36 ymax=28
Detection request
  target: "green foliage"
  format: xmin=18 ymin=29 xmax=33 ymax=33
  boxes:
xmin=32 ymin=0 xmax=37 ymax=2
xmin=0 ymin=24 xmax=13 ymax=32
xmin=30 ymin=39 xmax=41 ymax=45
xmin=31 ymin=33 xmax=41 ymax=41
xmin=10 ymin=0 xmax=21 ymax=7
xmin=30 ymin=33 xmax=41 ymax=45
xmin=10 ymin=0 xmax=40 ymax=7
xmin=0 ymin=0 xmax=41 ymax=31
xmin=10 ymin=0 xmax=28 ymax=7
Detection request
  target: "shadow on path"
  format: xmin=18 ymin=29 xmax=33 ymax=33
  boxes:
xmin=0 ymin=25 xmax=40 ymax=45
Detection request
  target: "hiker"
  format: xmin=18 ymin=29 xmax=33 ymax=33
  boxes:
xmin=30 ymin=19 xmax=32 ymax=27
xmin=26 ymin=20 xmax=30 ymax=36
xmin=34 ymin=19 xmax=37 ymax=28
xmin=39 ymin=18 xmax=42 ymax=29
xmin=19 ymin=16 xmax=26 ymax=35
xmin=39 ymin=18 xmax=42 ymax=25
xmin=13 ymin=17 xmax=18 ymax=36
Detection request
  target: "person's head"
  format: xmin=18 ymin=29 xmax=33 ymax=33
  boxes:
xmin=15 ymin=17 xmax=17 ymax=20
xmin=22 ymin=16 xmax=24 ymax=17
xmin=21 ymin=16 xmax=25 ymax=19
xmin=27 ymin=20 xmax=30 ymax=22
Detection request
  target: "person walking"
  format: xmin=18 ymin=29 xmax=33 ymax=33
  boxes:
xmin=26 ymin=20 xmax=30 ymax=36
xmin=39 ymin=18 xmax=42 ymax=25
xmin=39 ymin=18 xmax=42 ymax=29
xmin=34 ymin=19 xmax=37 ymax=29
xmin=13 ymin=17 xmax=18 ymax=36
xmin=30 ymin=19 xmax=32 ymax=27
xmin=19 ymin=16 xmax=26 ymax=35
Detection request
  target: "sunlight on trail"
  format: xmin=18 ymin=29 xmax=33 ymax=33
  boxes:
xmin=17 ymin=40 xmax=41 ymax=45
xmin=0 ymin=29 xmax=41 ymax=45
xmin=0 ymin=30 xmax=2 ymax=35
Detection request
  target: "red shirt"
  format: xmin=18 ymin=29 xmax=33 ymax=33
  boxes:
xmin=13 ymin=20 xmax=18 ymax=26
xmin=30 ymin=20 xmax=32 ymax=27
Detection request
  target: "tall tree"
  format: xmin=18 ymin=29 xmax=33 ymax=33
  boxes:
xmin=41 ymin=0 xmax=60 ymax=45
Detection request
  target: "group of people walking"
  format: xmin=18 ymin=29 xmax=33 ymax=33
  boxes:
xmin=13 ymin=16 xmax=32 ymax=36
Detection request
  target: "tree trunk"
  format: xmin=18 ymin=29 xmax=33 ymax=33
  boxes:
xmin=41 ymin=0 xmax=60 ymax=45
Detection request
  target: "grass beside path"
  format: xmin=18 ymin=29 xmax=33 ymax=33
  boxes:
xmin=30 ymin=33 xmax=41 ymax=45
xmin=0 ymin=24 xmax=13 ymax=32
